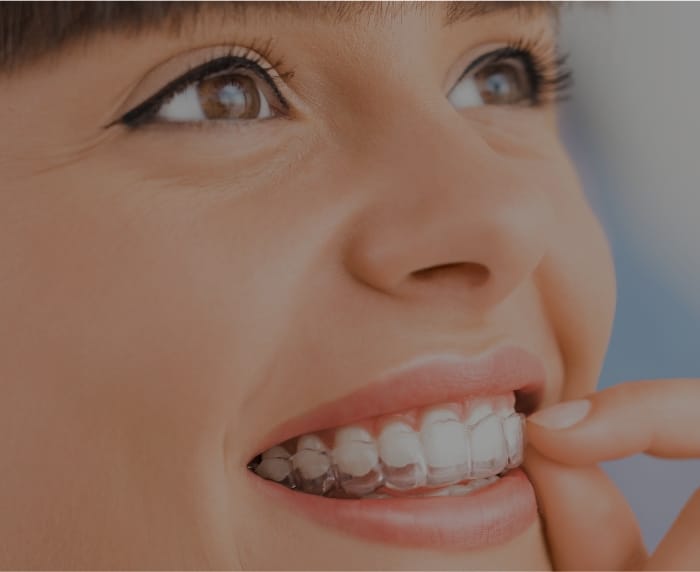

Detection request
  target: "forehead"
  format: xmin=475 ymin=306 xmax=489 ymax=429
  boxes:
xmin=1 ymin=2 xmax=557 ymax=74
xmin=172 ymin=2 xmax=557 ymax=25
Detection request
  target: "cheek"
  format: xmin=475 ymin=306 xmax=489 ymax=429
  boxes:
xmin=0 ymin=172 xmax=251 ymax=561
xmin=0 ymin=161 xmax=336 ymax=443
xmin=536 ymin=162 xmax=617 ymax=401
xmin=0 ymin=165 xmax=326 ymax=562
xmin=0 ymin=169 xmax=305 ymax=477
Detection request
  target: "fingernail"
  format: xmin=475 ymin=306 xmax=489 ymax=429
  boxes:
xmin=528 ymin=399 xmax=591 ymax=429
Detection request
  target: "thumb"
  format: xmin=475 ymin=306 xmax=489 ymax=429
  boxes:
xmin=526 ymin=380 xmax=700 ymax=465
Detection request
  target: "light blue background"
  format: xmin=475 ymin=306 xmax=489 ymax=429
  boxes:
xmin=560 ymin=4 xmax=700 ymax=552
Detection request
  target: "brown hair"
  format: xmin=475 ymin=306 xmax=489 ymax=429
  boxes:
xmin=0 ymin=1 xmax=557 ymax=77
xmin=0 ymin=2 xmax=207 ymax=75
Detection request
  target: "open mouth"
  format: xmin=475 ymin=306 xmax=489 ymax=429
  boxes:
xmin=248 ymin=393 xmax=527 ymax=499
xmin=245 ymin=345 xmax=546 ymax=551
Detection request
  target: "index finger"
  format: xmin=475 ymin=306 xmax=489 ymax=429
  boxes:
xmin=523 ymin=448 xmax=647 ymax=571
xmin=527 ymin=379 xmax=700 ymax=465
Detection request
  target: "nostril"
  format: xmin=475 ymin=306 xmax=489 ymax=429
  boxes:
xmin=411 ymin=262 xmax=490 ymax=288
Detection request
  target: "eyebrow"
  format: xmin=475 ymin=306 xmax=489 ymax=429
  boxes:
xmin=0 ymin=2 xmax=557 ymax=75
xmin=221 ymin=2 xmax=556 ymax=26
xmin=442 ymin=1 xmax=556 ymax=26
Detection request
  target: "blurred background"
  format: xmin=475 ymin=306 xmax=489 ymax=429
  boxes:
xmin=559 ymin=2 xmax=700 ymax=552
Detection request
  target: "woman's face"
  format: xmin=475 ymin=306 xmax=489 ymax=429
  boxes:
xmin=0 ymin=3 xmax=616 ymax=569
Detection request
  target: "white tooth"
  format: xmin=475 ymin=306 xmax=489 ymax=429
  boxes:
xmin=262 ymin=445 xmax=291 ymax=460
xmin=494 ymin=394 xmax=517 ymax=418
xmin=292 ymin=450 xmax=331 ymax=480
xmin=447 ymin=475 xmax=499 ymax=496
xmin=464 ymin=397 xmax=495 ymax=426
xmin=255 ymin=445 xmax=292 ymax=482
xmin=332 ymin=426 xmax=379 ymax=477
xmin=378 ymin=422 xmax=424 ymax=468
xmin=421 ymin=487 xmax=452 ymax=497
xmin=335 ymin=426 xmax=373 ymax=448
xmin=469 ymin=414 xmax=508 ymax=477
xmin=502 ymin=412 xmax=524 ymax=467
xmin=297 ymin=434 xmax=326 ymax=452
xmin=390 ymin=475 xmax=501 ymax=499
xmin=293 ymin=435 xmax=331 ymax=480
xmin=420 ymin=408 xmax=470 ymax=468
xmin=378 ymin=422 xmax=427 ymax=490
xmin=255 ymin=458 xmax=292 ymax=482
xmin=498 ymin=408 xmax=516 ymax=419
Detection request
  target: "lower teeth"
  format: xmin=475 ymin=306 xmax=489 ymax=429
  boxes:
xmin=421 ymin=475 xmax=500 ymax=497
xmin=362 ymin=475 xmax=501 ymax=499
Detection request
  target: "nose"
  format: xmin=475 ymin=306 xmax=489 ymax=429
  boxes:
xmin=343 ymin=111 xmax=554 ymax=310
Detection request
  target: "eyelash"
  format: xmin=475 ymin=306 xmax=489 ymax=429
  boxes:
xmin=466 ymin=36 xmax=573 ymax=107
xmin=117 ymin=40 xmax=293 ymax=129
xmin=116 ymin=35 xmax=572 ymax=129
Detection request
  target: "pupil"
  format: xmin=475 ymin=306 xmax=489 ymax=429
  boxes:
xmin=487 ymin=73 xmax=511 ymax=97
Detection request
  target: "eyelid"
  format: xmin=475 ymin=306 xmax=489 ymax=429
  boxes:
xmin=458 ymin=47 xmax=525 ymax=83
xmin=105 ymin=44 xmax=291 ymax=129
xmin=123 ymin=57 xmax=288 ymax=127
xmin=448 ymin=36 xmax=572 ymax=107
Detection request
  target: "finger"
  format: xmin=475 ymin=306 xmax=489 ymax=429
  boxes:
xmin=645 ymin=487 xmax=700 ymax=570
xmin=524 ymin=447 xmax=647 ymax=571
xmin=526 ymin=379 xmax=700 ymax=465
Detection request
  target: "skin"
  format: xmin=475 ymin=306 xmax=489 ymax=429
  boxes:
xmin=526 ymin=380 xmax=700 ymax=570
xmin=1 ymin=3 xmax=694 ymax=570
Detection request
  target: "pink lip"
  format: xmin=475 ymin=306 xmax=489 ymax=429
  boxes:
xmin=250 ymin=344 xmax=546 ymax=457
xmin=248 ymin=468 xmax=537 ymax=551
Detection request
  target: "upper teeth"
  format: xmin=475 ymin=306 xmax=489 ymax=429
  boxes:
xmin=251 ymin=395 xmax=524 ymax=498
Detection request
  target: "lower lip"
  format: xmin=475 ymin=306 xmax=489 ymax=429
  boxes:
xmin=248 ymin=468 xmax=537 ymax=551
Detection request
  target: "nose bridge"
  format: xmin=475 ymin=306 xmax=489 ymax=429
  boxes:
xmin=343 ymin=109 xmax=554 ymax=309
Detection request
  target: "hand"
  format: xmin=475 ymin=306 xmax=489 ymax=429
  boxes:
xmin=524 ymin=379 xmax=700 ymax=570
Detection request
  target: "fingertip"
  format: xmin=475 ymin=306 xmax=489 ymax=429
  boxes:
xmin=528 ymin=399 xmax=591 ymax=430
xmin=524 ymin=401 xmax=592 ymax=465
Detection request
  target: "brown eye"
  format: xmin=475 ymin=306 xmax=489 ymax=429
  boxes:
xmin=474 ymin=60 xmax=531 ymax=105
xmin=157 ymin=70 xmax=273 ymax=122
xmin=196 ymin=73 xmax=261 ymax=120
xmin=448 ymin=55 xmax=535 ymax=108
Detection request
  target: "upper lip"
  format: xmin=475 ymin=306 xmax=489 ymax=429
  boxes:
xmin=248 ymin=344 xmax=546 ymax=459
